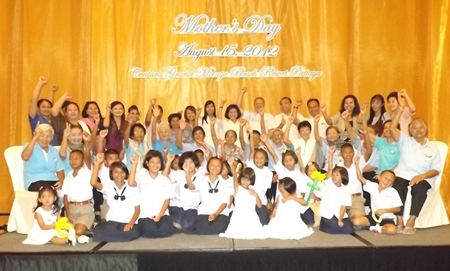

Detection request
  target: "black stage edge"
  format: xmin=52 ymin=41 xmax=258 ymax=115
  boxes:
xmin=1 ymin=245 xmax=450 ymax=271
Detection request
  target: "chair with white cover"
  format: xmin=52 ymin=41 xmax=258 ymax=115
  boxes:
xmin=4 ymin=146 xmax=38 ymax=234
xmin=402 ymin=141 xmax=449 ymax=228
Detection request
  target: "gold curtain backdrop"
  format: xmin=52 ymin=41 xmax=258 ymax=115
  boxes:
xmin=1 ymin=0 xmax=449 ymax=217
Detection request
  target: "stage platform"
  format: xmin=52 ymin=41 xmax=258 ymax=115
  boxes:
xmin=1 ymin=226 xmax=450 ymax=271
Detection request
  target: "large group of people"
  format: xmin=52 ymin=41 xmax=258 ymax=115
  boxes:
xmin=21 ymin=77 xmax=442 ymax=246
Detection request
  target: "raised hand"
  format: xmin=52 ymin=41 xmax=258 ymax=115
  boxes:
xmin=295 ymin=146 xmax=301 ymax=156
xmin=99 ymin=129 xmax=108 ymax=138
xmin=260 ymin=133 xmax=268 ymax=143
xmin=166 ymin=153 xmax=175 ymax=162
xmin=130 ymin=156 xmax=138 ymax=166
xmin=320 ymin=104 xmax=327 ymax=112
xmin=287 ymin=115 xmax=294 ymax=124
xmin=241 ymin=87 xmax=247 ymax=94
xmin=210 ymin=117 xmax=217 ymax=126
xmin=341 ymin=110 xmax=349 ymax=119
xmin=314 ymin=114 xmax=321 ymax=123
xmin=280 ymin=117 xmax=286 ymax=127
xmin=38 ymin=77 xmax=48 ymax=85
xmin=51 ymin=85 xmax=58 ymax=92
xmin=93 ymin=114 xmax=100 ymax=124
xmin=329 ymin=145 xmax=337 ymax=154
xmin=151 ymin=98 xmax=157 ymax=106
xmin=196 ymin=107 xmax=202 ymax=115
xmin=63 ymin=122 xmax=71 ymax=138
xmin=295 ymin=100 xmax=303 ymax=108
xmin=106 ymin=105 xmax=111 ymax=112
xmin=82 ymin=131 xmax=90 ymax=142
xmin=360 ymin=102 xmax=368 ymax=115
xmin=354 ymin=156 xmax=360 ymax=165
xmin=179 ymin=119 xmax=187 ymax=130
xmin=64 ymin=92 xmax=73 ymax=101
xmin=220 ymin=99 xmax=227 ymax=107
xmin=96 ymin=153 xmax=104 ymax=164
xmin=152 ymin=105 xmax=161 ymax=117
xmin=127 ymin=114 xmax=136 ymax=124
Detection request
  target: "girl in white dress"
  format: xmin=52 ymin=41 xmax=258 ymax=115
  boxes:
xmin=23 ymin=186 xmax=76 ymax=246
xmin=264 ymin=177 xmax=314 ymax=240
xmin=220 ymin=165 xmax=265 ymax=239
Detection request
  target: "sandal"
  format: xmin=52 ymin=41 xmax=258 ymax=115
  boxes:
xmin=402 ymin=226 xmax=416 ymax=235
xmin=396 ymin=225 xmax=404 ymax=234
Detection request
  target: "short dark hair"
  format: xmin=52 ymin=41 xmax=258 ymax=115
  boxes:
xmin=297 ymin=120 xmax=312 ymax=132
xmin=143 ymin=150 xmax=164 ymax=171
xmin=109 ymin=162 xmax=129 ymax=180
xmin=307 ymin=98 xmax=320 ymax=107
xmin=224 ymin=104 xmax=242 ymax=120
xmin=178 ymin=151 xmax=200 ymax=169
xmin=380 ymin=169 xmax=396 ymax=179
xmin=333 ymin=166 xmax=349 ymax=185
xmin=340 ymin=143 xmax=354 ymax=152
xmin=192 ymin=126 xmax=206 ymax=138
xmin=105 ymin=149 xmax=120 ymax=159
xmin=279 ymin=177 xmax=297 ymax=195
xmin=129 ymin=123 xmax=146 ymax=137
xmin=282 ymin=150 xmax=298 ymax=167
xmin=239 ymin=167 xmax=256 ymax=185
xmin=70 ymin=149 xmax=84 ymax=159
xmin=279 ymin=97 xmax=292 ymax=104
xmin=168 ymin=113 xmax=182 ymax=126
xmin=37 ymin=99 xmax=53 ymax=108
xmin=326 ymin=126 xmax=340 ymax=136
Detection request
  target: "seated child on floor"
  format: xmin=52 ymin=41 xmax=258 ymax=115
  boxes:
xmin=190 ymin=157 xmax=230 ymax=235
xmin=318 ymin=146 xmax=354 ymax=234
xmin=23 ymin=186 xmax=78 ymax=246
xmin=91 ymin=153 xmax=141 ymax=242
xmin=128 ymin=151 xmax=175 ymax=238
xmin=353 ymin=156 xmax=402 ymax=235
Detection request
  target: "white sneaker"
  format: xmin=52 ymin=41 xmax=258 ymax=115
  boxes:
xmin=68 ymin=228 xmax=76 ymax=246
xmin=78 ymin=235 xmax=89 ymax=244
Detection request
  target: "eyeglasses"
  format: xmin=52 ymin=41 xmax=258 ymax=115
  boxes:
xmin=208 ymin=181 xmax=220 ymax=194
xmin=184 ymin=176 xmax=196 ymax=189
xmin=113 ymin=187 xmax=127 ymax=201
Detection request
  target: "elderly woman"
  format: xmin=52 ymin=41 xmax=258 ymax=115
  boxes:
xmin=21 ymin=124 xmax=64 ymax=191
xmin=390 ymin=108 xmax=442 ymax=234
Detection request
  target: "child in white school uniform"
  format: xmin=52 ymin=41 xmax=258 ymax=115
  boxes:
xmin=264 ymin=177 xmax=314 ymax=240
xmin=128 ymin=150 xmax=175 ymax=238
xmin=353 ymin=156 xmax=402 ymax=235
xmin=91 ymin=154 xmax=141 ymax=242
xmin=245 ymin=125 xmax=272 ymax=225
xmin=220 ymin=159 xmax=238 ymax=216
xmin=335 ymin=143 xmax=368 ymax=225
xmin=262 ymin=134 xmax=314 ymax=225
xmin=61 ymin=150 xmax=92 ymax=244
xmin=168 ymin=151 xmax=202 ymax=231
xmin=23 ymin=186 xmax=77 ymax=246
xmin=220 ymin=166 xmax=265 ymax=239
xmin=319 ymin=146 xmax=354 ymax=234
xmin=189 ymin=157 xmax=230 ymax=235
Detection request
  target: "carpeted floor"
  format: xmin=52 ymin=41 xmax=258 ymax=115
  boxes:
xmin=1 ymin=225 xmax=449 ymax=254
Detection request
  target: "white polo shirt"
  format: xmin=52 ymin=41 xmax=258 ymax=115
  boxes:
xmin=291 ymin=137 xmax=316 ymax=166
xmin=246 ymin=160 xmax=273 ymax=205
xmin=363 ymin=182 xmax=402 ymax=220
xmin=61 ymin=165 xmax=93 ymax=202
xmin=274 ymin=112 xmax=305 ymax=140
xmin=169 ymin=170 xmax=201 ymax=210
xmin=135 ymin=169 xmax=174 ymax=218
xmin=100 ymin=181 xmax=140 ymax=224
xmin=319 ymin=178 xmax=352 ymax=219
xmin=195 ymin=176 xmax=229 ymax=216
xmin=337 ymin=158 xmax=367 ymax=195
xmin=242 ymin=110 xmax=276 ymax=133
xmin=394 ymin=133 xmax=442 ymax=189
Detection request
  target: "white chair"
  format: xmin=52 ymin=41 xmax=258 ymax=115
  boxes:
xmin=4 ymin=146 xmax=38 ymax=234
xmin=402 ymin=141 xmax=449 ymax=228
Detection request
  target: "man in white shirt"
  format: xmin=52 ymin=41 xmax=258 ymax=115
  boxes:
xmin=305 ymin=98 xmax=330 ymax=139
xmin=274 ymin=97 xmax=304 ymax=140
xmin=236 ymin=87 xmax=276 ymax=133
